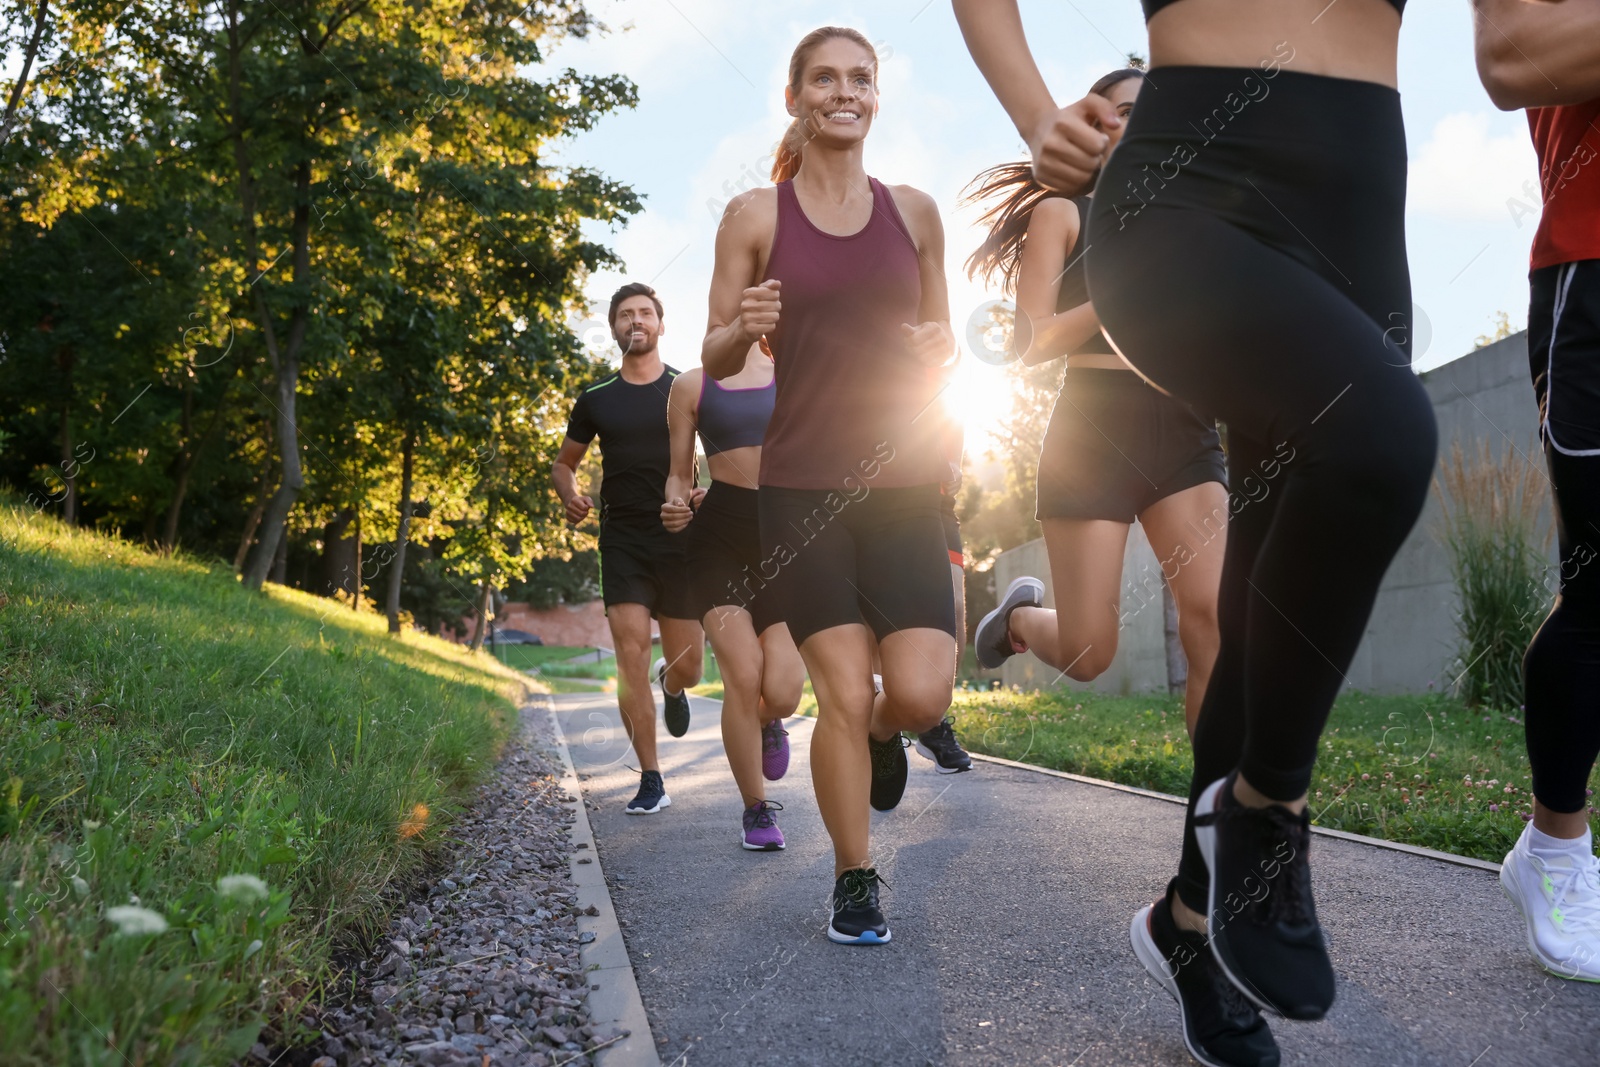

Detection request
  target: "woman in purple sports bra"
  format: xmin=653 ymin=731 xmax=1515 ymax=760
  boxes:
xmin=660 ymin=340 xmax=803 ymax=854
xmin=700 ymin=25 xmax=960 ymax=947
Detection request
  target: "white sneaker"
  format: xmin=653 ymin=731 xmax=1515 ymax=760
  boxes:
xmin=1501 ymin=825 xmax=1600 ymax=982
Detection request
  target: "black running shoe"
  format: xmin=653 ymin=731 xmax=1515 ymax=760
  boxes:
xmin=1194 ymin=774 xmax=1334 ymax=1020
xmin=915 ymin=717 xmax=972 ymax=773
xmin=654 ymin=657 xmax=691 ymax=738
xmin=868 ymin=732 xmax=909 ymax=811
xmin=1131 ymin=893 xmax=1281 ymax=1067
xmin=829 ymin=867 xmax=891 ymax=945
xmin=624 ymin=770 xmax=671 ymax=815
xmin=974 ymin=576 xmax=1044 ymax=669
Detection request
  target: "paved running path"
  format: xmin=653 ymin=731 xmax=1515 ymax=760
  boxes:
xmin=555 ymin=690 xmax=1600 ymax=1067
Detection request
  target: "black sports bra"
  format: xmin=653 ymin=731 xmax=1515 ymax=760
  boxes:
xmin=1050 ymin=195 xmax=1116 ymax=357
xmin=1143 ymin=0 xmax=1402 ymax=19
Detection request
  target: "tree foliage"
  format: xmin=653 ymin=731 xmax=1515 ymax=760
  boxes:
xmin=0 ymin=0 xmax=638 ymax=628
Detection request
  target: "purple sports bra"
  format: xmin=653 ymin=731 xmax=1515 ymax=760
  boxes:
xmin=698 ymin=373 xmax=775 ymax=456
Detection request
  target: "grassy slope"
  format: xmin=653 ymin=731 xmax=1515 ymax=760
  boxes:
xmin=0 ymin=502 xmax=532 ymax=1066
xmin=952 ymin=687 xmax=1598 ymax=863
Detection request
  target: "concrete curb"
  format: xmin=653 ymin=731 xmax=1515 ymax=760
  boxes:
xmin=541 ymin=695 xmax=661 ymax=1067
xmin=968 ymin=750 xmax=1503 ymax=873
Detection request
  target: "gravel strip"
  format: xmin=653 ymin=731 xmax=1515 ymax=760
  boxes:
xmin=253 ymin=702 xmax=626 ymax=1067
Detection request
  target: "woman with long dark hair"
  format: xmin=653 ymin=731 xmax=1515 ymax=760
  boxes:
xmin=965 ymin=66 xmax=1227 ymax=738
xmin=660 ymin=340 xmax=804 ymax=852
xmin=701 ymin=26 xmax=960 ymax=945
xmin=956 ymin=2 xmax=1437 ymax=1065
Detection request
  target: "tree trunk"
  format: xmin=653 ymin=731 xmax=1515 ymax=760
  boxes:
xmin=0 ymin=0 xmax=49 ymax=147
xmin=227 ymin=3 xmax=310 ymax=590
xmin=270 ymin=522 xmax=288 ymax=584
xmin=57 ymin=399 xmax=76 ymax=525
xmin=1163 ymin=579 xmax=1188 ymax=695
xmin=319 ymin=508 xmax=356 ymax=598
xmin=351 ymin=505 xmax=362 ymax=611
xmin=468 ymin=580 xmax=492 ymax=652
xmin=386 ymin=430 xmax=416 ymax=634
xmin=234 ymin=443 xmax=276 ymax=573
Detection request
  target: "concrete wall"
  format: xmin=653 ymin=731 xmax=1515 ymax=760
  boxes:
xmin=994 ymin=331 xmax=1550 ymax=696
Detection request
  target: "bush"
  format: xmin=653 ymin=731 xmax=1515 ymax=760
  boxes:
xmin=1434 ymin=439 xmax=1551 ymax=711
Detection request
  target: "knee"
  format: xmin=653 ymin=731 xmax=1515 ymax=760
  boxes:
xmin=720 ymin=652 xmax=763 ymax=699
xmin=889 ymin=678 xmax=953 ymax=733
xmin=761 ymin=670 xmax=804 ymax=717
xmin=1058 ymin=623 xmax=1117 ymax=681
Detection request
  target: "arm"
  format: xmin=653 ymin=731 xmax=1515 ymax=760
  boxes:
xmin=1014 ymin=198 xmax=1104 ymax=365
xmin=552 ymin=436 xmax=593 ymax=526
xmin=703 ymin=190 xmax=781 ymax=380
xmin=1472 ymin=0 xmax=1600 ymax=109
xmin=661 ymin=371 xmax=699 ymax=533
xmin=951 ymin=0 xmax=1121 ymax=192
xmin=897 ymin=187 xmax=958 ymax=370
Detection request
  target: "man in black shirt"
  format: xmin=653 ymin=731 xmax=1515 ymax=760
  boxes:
xmin=554 ymin=282 xmax=705 ymax=814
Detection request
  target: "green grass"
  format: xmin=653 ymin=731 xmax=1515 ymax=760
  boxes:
xmin=490 ymin=644 xmax=595 ymax=671
xmin=689 ymin=653 xmax=820 ymax=717
xmin=0 ymin=501 xmax=532 ymax=1065
xmin=951 ymin=687 xmax=1599 ymax=863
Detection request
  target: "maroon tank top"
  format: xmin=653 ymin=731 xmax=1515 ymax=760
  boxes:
xmin=759 ymin=177 xmax=948 ymax=490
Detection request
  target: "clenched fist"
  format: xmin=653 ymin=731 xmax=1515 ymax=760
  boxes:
xmin=1030 ymin=94 xmax=1121 ymax=194
xmin=565 ymin=494 xmax=593 ymax=525
xmin=739 ymin=279 xmax=782 ymax=342
xmin=660 ymin=496 xmax=694 ymax=533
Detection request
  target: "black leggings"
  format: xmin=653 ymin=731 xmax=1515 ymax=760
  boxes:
xmin=1525 ymin=260 xmax=1600 ymax=814
xmin=1087 ymin=67 xmax=1438 ymax=912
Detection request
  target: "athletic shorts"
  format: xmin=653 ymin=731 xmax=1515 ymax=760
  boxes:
xmin=1530 ymin=259 xmax=1600 ymax=456
xmin=939 ymin=489 xmax=963 ymax=566
xmin=758 ymin=483 xmax=957 ymax=645
xmin=1036 ymin=367 xmax=1226 ymax=523
xmin=598 ymin=517 xmax=696 ymax=620
xmin=686 ymin=481 xmax=781 ymax=633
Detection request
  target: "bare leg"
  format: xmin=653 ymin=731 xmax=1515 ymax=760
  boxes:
xmin=873 ymin=628 xmax=957 ymax=738
xmin=705 ymin=605 xmax=765 ymax=807
xmin=800 ymin=623 xmax=877 ymax=877
xmin=1138 ymin=482 xmax=1228 ymax=736
xmin=657 ymin=614 xmax=705 ymax=692
xmin=607 ymin=603 xmax=659 ymax=771
xmin=1007 ymin=518 xmax=1129 ymax=680
xmin=757 ymin=622 xmax=805 ymax=722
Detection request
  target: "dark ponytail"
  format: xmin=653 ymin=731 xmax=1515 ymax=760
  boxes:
xmin=962 ymin=67 xmax=1144 ymax=295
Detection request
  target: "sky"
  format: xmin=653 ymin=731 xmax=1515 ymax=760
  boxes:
xmin=539 ymin=0 xmax=1540 ymax=446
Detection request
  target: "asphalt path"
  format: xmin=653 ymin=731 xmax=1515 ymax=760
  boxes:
xmin=555 ymin=689 xmax=1600 ymax=1067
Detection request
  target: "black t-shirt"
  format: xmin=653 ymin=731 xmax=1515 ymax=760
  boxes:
xmin=564 ymin=366 xmax=678 ymax=530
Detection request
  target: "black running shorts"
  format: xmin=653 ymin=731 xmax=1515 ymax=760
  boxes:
xmin=939 ymin=489 xmax=963 ymax=566
xmin=598 ymin=519 xmax=696 ymax=620
xmin=757 ymin=483 xmax=957 ymax=645
xmin=686 ymin=481 xmax=781 ymax=633
xmin=1036 ymin=367 xmax=1226 ymax=523
xmin=1531 ymin=259 xmax=1600 ymax=457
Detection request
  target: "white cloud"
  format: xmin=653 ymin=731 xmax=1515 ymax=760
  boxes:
xmin=1409 ymin=111 xmax=1538 ymax=221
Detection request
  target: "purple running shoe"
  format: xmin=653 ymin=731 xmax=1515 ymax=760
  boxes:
xmin=761 ymin=719 xmax=791 ymax=781
xmin=741 ymin=800 xmax=786 ymax=851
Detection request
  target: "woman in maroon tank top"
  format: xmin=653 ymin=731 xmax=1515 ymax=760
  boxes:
xmin=701 ymin=26 xmax=959 ymax=946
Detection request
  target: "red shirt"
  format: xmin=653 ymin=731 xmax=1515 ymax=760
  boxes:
xmin=1528 ymin=99 xmax=1600 ymax=270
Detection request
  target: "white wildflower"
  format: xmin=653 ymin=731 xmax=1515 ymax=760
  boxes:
xmin=217 ymin=874 xmax=270 ymax=903
xmin=106 ymin=905 xmax=168 ymax=936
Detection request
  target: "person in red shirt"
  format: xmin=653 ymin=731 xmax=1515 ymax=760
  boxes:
xmin=1474 ymin=0 xmax=1600 ymax=983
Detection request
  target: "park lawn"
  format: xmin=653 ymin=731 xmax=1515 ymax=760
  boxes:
xmin=491 ymin=644 xmax=595 ymax=671
xmin=950 ymin=686 xmax=1599 ymax=864
xmin=0 ymin=502 xmax=532 ymax=1065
